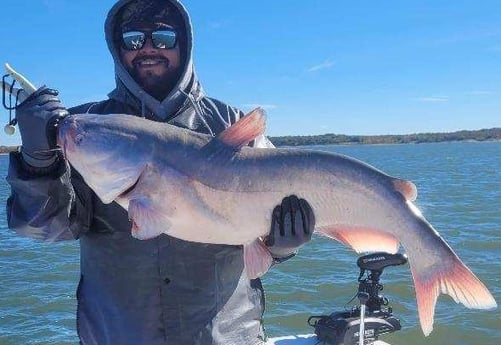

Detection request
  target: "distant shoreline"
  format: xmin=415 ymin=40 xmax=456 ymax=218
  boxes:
xmin=268 ymin=127 xmax=501 ymax=147
xmin=0 ymin=147 xmax=18 ymax=154
xmin=1 ymin=128 xmax=499 ymax=153
xmin=295 ymin=138 xmax=501 ymax=148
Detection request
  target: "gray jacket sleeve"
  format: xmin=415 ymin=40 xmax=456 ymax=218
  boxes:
xmin=6 ymin=150 xmax=91 ymax=242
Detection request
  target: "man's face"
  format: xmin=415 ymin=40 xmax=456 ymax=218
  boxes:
xmin=120 ymin=24 xmax=182 ymax=100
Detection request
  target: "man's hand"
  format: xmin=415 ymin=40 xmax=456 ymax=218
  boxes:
xmin=15 ymin=86 xmax=69 ymax=168
xmin=265 ymin=195 xmax=315 ymax=262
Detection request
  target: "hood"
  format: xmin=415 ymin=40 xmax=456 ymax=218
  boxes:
xmin=105 ymin=0 xmax=203 ymax=120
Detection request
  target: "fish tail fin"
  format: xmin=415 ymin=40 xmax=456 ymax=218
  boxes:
xmin=243 ymin=239 xmax=273 ymax=279
xmin=410 ymin=255 xmax=497 ymax=336
xmin=218 ymin=108 xmax=266 ymax=148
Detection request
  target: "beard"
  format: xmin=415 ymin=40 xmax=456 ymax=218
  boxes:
xmin=128 ymin=56 xmax=182 ymax=101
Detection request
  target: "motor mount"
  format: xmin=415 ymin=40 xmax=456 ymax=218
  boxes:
xmin=308 ymin=252 xmax=408 ymax=345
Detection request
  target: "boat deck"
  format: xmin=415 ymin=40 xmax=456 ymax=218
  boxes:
xmin=267 ymin=334 xmax=391 ymax=344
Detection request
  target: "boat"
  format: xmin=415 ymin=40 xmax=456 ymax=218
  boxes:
xmin=267 ymin=334 xmax=391 ymax=345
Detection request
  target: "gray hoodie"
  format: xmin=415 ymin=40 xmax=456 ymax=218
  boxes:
xmin=7 ymin=0 xmax=270 ymax=344
xmin=106 ymin=0 xmax=200 ymax=122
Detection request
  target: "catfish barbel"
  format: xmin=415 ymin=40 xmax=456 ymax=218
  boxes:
xmin=57 ymin=108 xmax=497 ymax=336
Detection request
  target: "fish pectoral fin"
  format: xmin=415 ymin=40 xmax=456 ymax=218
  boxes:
xmin=317 ymin=226 xmax=400 ymax=254
xmin=128 ymin=197 xmax=170 ymax=240
xmin=411 ymin=256 xmax=497 ymax=336
xmin=217 ymin=108 xmax=266 ymax=149
xmin=243 ymin=239 xmax=273 ymax=279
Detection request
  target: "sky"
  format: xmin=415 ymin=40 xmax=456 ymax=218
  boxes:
xmin=1 ymin=0 xmax=500 ymax=146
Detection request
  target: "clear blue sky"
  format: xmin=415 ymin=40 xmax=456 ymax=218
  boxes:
xmin=1 ymin=0 xmax=500 ymax=146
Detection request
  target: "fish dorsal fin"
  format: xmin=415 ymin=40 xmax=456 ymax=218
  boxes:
xmin=393 ymin=178 xmax=417 ymax=201
xmin=218 ymin=108 xmax=266 ymax=149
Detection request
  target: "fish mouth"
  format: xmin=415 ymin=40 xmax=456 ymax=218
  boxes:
xmin=57 ymin=116 xmax=77 ymax=159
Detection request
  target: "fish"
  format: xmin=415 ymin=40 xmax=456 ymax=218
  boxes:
xmin=57 ymin=108 xmax=497 ymax=336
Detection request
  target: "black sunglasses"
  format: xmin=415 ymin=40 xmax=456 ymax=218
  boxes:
xmin=121 ymin=29 xmax=177 ymax=50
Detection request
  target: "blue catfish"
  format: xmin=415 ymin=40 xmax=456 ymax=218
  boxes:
xmin=57 ymin=109 xmax=496 ymax=336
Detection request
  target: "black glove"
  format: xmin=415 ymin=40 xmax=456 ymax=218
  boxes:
xmin=15 ymin=86 xmax=69 ymax=167
xmin=266 ymin=195 xmax=315 ymax=262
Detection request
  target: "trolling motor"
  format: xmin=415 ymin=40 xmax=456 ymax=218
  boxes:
xmin=308 ymin=252 xmax=408 ymax=345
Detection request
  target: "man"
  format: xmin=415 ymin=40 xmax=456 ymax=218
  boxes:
xmin=6 ymin=1 xmax=314 ymax=344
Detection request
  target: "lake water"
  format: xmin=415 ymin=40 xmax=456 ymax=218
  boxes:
xmin=0 ymin=142 xmax=500 ymax=344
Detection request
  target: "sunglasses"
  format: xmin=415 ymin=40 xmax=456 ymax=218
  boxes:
xmin=121 ymin=29 xmax=177 ymax=50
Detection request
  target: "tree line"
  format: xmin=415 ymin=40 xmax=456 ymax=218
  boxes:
xmin=268 ymin=128 xmax=501 ymax=147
